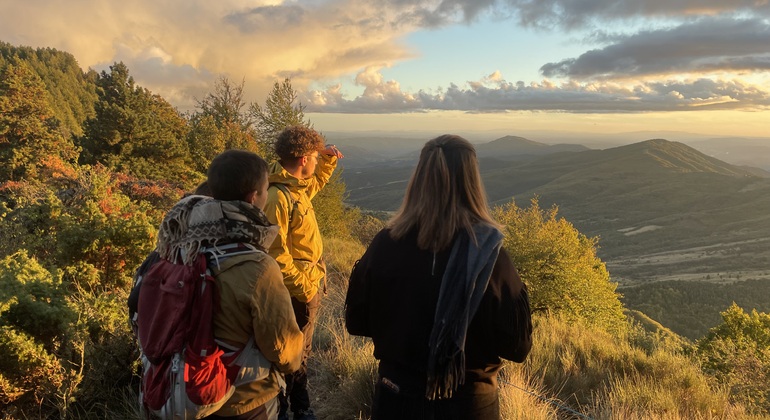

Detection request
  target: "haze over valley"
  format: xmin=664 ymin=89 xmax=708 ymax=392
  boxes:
xmin=331 ymin=133 xmax=770 ymax=338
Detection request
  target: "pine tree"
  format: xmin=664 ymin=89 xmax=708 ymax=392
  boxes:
xmin=250 ymin=78 xmax=309 ymax=160
xmin=187 ymin=76 xmax=260 ymax=171
xmin=80 ymin=62 xmax=194 ymax=183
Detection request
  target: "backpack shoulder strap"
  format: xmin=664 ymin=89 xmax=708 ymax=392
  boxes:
xmin=269 ymin=182 xmax=297 ymax=225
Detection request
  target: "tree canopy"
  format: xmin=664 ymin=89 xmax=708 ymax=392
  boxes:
xmin=187 ymin=77 xmax=260 ymax=172
xmin=0 ymin=41 xmax=97 ymax=137
xmin=250 ymin=78 xmax=309 ymax=160
xmin=0 ymin=60 xmax=78 ymax=183
xmin=80 ymin=62 xmax=195 ymax=185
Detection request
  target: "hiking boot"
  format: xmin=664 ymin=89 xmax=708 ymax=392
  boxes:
xmin=293 ymin=408 xmax=317 ymax=420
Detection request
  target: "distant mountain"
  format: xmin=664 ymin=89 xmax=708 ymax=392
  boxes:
xmin=486 ymin=139 xmax=770 ymax=283
xmin=333 ymin=144 xmax=391 ymax=168
xmin=739 ymin=165 xmax=770 ymax=177
xmin=334 ymin=133 xmax=591 ymax=168
xmin=343 ymin=138 xmax=770 ymax=288
xmin=327 ymin=135 xmax=425 ymax=159
xmin=684 ymin=137 xmax=770 ymax=171
xmin=475 ymin=135 xmax=590 ymax=159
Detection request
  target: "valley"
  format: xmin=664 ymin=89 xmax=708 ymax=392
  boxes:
xmin=331 ymin=134 xmax=770 ymax=338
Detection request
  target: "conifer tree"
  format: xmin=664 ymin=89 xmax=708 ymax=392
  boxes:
xmin=80 ymin=62 xmax=193 ymax=183
xmin=187 ymin=76 xmax=260 ymax=172
xmin=250 ymin=78 xmax=309 ymax=160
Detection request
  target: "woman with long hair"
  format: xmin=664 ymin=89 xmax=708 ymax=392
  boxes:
xmin=345 ymin=134 xmax=532 ymax=419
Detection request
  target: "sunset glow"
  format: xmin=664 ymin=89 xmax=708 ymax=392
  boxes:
xmin=3 ymin=0 xmax=768 ymax=138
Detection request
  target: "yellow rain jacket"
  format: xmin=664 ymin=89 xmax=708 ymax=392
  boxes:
xmin=265 ymin=154 xmax=337 ymax=302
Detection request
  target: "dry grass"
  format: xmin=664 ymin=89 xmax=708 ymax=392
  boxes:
xmin=103 ymin=236 xmax=764 ymax=420
xmin=526 ymin=316 xmax=757 ymax=420
xmin=307 ymin=242 xmax=767 ymax=420
xmin=310 ymin=238 xmax=375 ymax=419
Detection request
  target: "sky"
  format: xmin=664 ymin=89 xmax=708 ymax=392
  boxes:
xmin=2 ymin=0 xmax=769 ymax=139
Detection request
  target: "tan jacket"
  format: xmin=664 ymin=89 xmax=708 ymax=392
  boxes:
xmin=265 ymin=154 xmax=337 ymax=302
xmin=211 ymin=251 xmax=304 ymax=416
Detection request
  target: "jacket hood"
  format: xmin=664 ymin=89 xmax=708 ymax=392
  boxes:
xmin=268 ymin=161 xmax=310 ymax=191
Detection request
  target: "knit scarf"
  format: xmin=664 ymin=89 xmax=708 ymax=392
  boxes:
xmin=425 ymin=223 xmax=504 ymax=400
xmin=156 ymin=195 xmax=279 ymax=265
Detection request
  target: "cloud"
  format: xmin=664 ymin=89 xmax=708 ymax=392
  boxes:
xmin=304 ymin=68 xmax=770 ymax=113
xmin=307 ymin=65 xmax=424 ymax=112
xmin=384 ymin=0 xmax=500 ymax=27
xmin=224 ymin=5 xmax=306 ymax=32
xmin=2 ymin=0 xmax=769 ymax=117
xmin=104 ymin=43 xmax=217 ymax=108
xmin=0 ymin=0 xmax=418 ymax=110
xmin=540 ymin=17 xmax=770 ymax=79
xmin=504 ymin=0 xmax=770 ymax=29
xmin=370 ymin=0 xmax=770 ymax=28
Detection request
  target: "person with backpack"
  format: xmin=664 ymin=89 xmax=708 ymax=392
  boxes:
xmin=344 ymin=135 xmax=533 ymax=419
xmin=264 ymin=125 xmax=343 ymax=420
xmin=131 ymin=150 xmax=304 ymax=419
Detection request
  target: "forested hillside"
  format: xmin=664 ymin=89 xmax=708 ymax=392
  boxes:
xmin=621 ymin=279 xmax=770 ymax=340
xmin=0 ymin=41 xmax=97 ymax=137
xmin=1 ymin=41 xmax=769 ymax=419
xmin=342 ymin=135 xmax=770 ymax=341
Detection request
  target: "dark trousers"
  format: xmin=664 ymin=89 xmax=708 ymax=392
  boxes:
xmin=279 ymin=293 xmax=320 ymax=414
xmin=371 ymin=375 xmax=500 ymax=420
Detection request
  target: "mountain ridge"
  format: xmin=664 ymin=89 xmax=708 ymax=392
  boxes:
xmin=342 ymin=137 xmax=770 ymax=290
xmin=474 ymin=135 xmax=590 ymax=158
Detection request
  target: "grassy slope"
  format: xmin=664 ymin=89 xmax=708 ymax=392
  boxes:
xmin=309 ymin=242 xmax=762 ymax=420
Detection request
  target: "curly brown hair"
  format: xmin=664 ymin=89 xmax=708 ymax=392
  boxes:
xmin=274 ymin=125 xmax=325 ymax=160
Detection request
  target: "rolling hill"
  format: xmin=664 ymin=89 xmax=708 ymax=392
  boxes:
xmin=341 ymin=137 xmax=770 ymax=284
xmin=474 ymin=135 xmax=590 ymax=159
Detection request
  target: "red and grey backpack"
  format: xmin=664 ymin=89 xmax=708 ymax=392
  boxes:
xmin=136 ymin=252 xmax=234 ymax=418
xmin=134 ymin=245 xmax=271 ymax=419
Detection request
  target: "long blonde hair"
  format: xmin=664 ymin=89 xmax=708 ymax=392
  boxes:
xmin=389 ymin=134 xmax=499 ymax=251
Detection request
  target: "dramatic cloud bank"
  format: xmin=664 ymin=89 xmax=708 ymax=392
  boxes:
xmin=304 ymin=69 xmax=770 ymax=113
xmin=303 ymin=2 xmax=770 ymax=113
xmin=0 ymin=0 xmax=418 ymax=109
xmin=2 ymin=0 xmax=769 ymax=114
xmin=539 ymin=18 xmax=770 ymax=79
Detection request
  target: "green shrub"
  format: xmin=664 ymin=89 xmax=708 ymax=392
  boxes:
xmin=696 ymin=304 xmax=770 ymax=416
xmin=494 ymin=198 xmax=627 ymax=335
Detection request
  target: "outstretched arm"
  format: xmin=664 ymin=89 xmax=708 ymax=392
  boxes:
xmin=305 ymin=145 xmax=341 ymax=199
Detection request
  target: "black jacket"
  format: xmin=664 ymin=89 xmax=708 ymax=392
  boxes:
xmin=345 ymin=228 xmax=532 ymax=396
